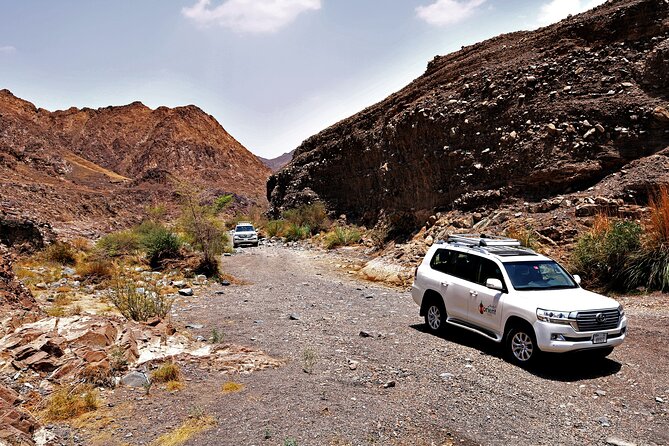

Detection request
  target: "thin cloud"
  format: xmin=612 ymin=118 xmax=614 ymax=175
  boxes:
xmin=0 ymin=45 xmax=17 ymax=55
xmin=537 ymin=0 xmax=607 ymax=25
xmin=182 ymin=0 xmax=321 ymax=33
xmin=416 ymin=0 xmax=486 ymax=27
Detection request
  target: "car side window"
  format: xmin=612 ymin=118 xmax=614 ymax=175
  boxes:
xmin=430 ymin=249 xmax=452 ymax=274
xmin=451 ymin=252 xmax=479 ymax=283
xmin=477 ymin=258 xmax=506 ymax=289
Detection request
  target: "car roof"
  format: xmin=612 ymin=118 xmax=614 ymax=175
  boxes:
xmin=429 ymin=242 xmax=553 ymax=263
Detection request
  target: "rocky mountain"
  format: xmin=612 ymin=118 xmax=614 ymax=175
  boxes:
xmin=268 ymin=0 xmax=669 ymax=233
xmin=0 ymin=91 xmax=271 ymax=236
xmin=259 ymin=150 xmax=294 ymax=172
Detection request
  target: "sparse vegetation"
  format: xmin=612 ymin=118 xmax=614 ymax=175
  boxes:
xmin=265 ymin=220 xmax=286 ymax=238
xmin=626 ymin=187 xmax=669 ymax=291
xmin=110 ymin=279 xmax=173 ymax=322
xmin=77 ymin=257 xmax=115 ymax=283
xmin=43 ymin=242 xmax=77 ymax=265
xmin=284 ymin=223 xmax=311 ymax=242
xmin=210 ymin=328 xmax=224 ymax=344
xmin=151 ymin=414 xmax=216 ymax=446
xmin=44 ymin=384 xmax=99 ymax=421
xmin=302 ymin=348 xmax=317 ymax=374
xmin=284 ymin=439 xmax=298 ymax=446
xmin=96 ymin=231 xmax=141 ymax=257
xmin=283 ymin=202 xmax=329 ymax=234
xmin=221 ymin=381 xmax=244 ymax=393
xmin=151 ymin=362 xmax=181 ymax=383
xmin=324 ymin=226 xmax=362 ymax=249
xmin=178 ymin=188 xmax=228 ymax=276
xmin=166 ymin=380 xmax=184 ymax=392
xmin=213 ymin=194 xmax=234 ymax=213
xmin=571 ymin=214 xmax=641 ymax=290
xmin=505 ymin=225 xmax=538 ymax=250
xmin=140 ymin=224 xmax=182 ymax=267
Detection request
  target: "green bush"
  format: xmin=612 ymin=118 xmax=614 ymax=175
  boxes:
xmin=43 ymin=242 xmax=77 ymax=265
xmin=96 ymin=231 xmax=141 ymax=257
xmin=282 ymin=202 xmax=329 ymax=234
xmin=266 ymin=220 xmax=286 ymax=238
xmin=140 ymin=225 xmax=181 ymax=267
xmin=284 ymin=223 xmax=310 ymax=242
xmin=324 ymin=226 xmax=362 ymax=249
xmin=571 ymin=217 xmax=641 ymax=290
xmin=213 ymin=194 xmax=234 ymax=213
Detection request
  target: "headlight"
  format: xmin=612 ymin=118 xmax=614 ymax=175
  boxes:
xmin=537 ymin=309 xmax=577 ymax=325
xmin=618 ymin=305 xmax=624 ymax=316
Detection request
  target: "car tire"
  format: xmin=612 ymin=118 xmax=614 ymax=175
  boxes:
xmin=424 ymin=298 xmax=446 ymax=334
xmin=505 ymin=325 xmax=539 ymax=367
xmin=254 ymin=242 xmax=259 ymax=247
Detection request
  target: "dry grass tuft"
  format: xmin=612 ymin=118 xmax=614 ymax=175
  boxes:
xmin=151 ymin=362 xmax=181 ymax=383
xmin=77 ymin=258 xmax=115 ymax=283
xmin=151 ymin=415 xmax=216 ymax=446
xmin=43 ymin=384 xmax=99 ymax=421
xmin=166 ymin=380 xmax=184 ymax=392
xmin=221 ymin=381 xmax=244 ymax=393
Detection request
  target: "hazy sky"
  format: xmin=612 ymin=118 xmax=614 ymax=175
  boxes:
xmin=0 ymin=0 xmax=605 ymax=158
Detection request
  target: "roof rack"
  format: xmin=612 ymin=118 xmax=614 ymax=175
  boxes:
xmin=447 ymin=234 xmax=521 ymax=247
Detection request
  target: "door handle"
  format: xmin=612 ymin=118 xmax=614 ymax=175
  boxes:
xmin=469 ymin=291 xmax=478 ymax=297
xmin=441 ymin=282 xmax=450 ymax=287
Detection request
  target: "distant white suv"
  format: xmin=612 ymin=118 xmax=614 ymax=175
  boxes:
xmin=232 ymin=222 xmax=259 ymax=248
xmin=412 ymin=235 xmax=627 ymax=366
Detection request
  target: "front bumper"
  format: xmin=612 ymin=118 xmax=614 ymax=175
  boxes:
xmin=233 ymin=236 xmax=258 ymax=245
xmin=534 ymin=315 xmax=627 ymax=353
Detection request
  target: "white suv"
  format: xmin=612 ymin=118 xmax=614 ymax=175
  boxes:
xmin=411 ymin=235 xmax=627 ymax=366
xmin=232 ymin=222 xmax=259 ymax=248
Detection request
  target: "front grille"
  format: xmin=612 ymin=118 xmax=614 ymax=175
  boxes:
xmin=576 ymin=309 xmax=620 ymax=332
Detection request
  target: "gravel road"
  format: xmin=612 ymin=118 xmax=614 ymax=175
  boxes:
xmin=107 ymin=246 xmax=668 ymax=446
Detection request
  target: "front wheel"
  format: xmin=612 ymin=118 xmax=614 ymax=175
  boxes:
xmin=424 ymin=299 xmax=446 ymax=334
xmin=506 ymin=326 xmax=539 ymax=366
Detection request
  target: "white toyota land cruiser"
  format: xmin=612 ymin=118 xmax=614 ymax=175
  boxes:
xmin=412 ymin=234 xmax=627 ymax=366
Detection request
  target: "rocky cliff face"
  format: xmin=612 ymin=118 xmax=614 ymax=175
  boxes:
xmin=0 ymin=91 xmax=271 ymax=236
xmin=268 ymin=0 xmax=669 ymax=232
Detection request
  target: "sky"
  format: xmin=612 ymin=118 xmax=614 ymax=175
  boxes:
xmin=0 ymin=0 xmax=605 ymax=158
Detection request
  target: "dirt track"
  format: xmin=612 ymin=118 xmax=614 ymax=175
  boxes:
xmin=97 ymin=246 xmax=668 ymax=446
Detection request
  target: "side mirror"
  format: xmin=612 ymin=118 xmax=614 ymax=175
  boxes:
xmin=573 ymin=274 xmax=582 ymax=285
xmin=486 ymin=278 xmax=504 ymax=291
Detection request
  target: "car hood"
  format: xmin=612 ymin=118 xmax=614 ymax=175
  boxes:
xmin=516 ymin=287 xmax=620 ymax=312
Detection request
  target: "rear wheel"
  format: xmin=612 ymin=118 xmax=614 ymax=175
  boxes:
xmin=506 ymin=325 xmax=539 ymax=366
xmin=424 ymin=299 xmax=446 ymax=334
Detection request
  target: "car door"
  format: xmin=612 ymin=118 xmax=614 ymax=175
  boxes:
xmin=467 ymin=256 xmax=506 ymax=335
xmin=427 ymin=249 xmax=468 ymax=320
xmin=443 ymin=250 xmax=478 ymax=322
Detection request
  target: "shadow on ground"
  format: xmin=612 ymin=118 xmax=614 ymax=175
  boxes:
xmin=410 ymin=323 xmax=622 ymax=382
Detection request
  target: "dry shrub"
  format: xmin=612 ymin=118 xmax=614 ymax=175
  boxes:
xmin=96 ymin=230 xmax=141 ymax=257
xmin=221 ymin=382 xmax=244 ymax=393
xmin=46 ymin=306 xmax=66 ymax=317
xmin=151 ymin=415 xmax=216 ymax=446
xmin=77 ymin=257 xmax=115 ymax=283
xmin=44 ymin=384 xmax=99 ymax=421
xmin=151 ymin=362 xmax=181 ymax=383
xmin=626 ymin=186 xmax=669 ymax=291
xmin=111 ymin=279 xmax=173 ymax=322
xmin=505 ymin=225 xmax=539 ymax=250
xmin=265 ymin=220 xmax=286 ymax=238
xmin=166 ymin=380 xmax=184 ymax=392
xmin=43 ymin=242 xmax=77 ymax=265
xmin=70 ymin=237 xmax=93 ymax=252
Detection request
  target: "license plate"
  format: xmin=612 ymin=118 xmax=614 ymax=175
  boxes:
xmin=592 ymin=333 xmax=607 ymax=344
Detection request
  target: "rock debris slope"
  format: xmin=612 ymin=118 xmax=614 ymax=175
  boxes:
xmin=268 ymin=0 xmax=669 ymax=230
xmin=0 ymin=90 xmax=271 ymax=234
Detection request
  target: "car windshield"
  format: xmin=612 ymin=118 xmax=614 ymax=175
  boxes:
xmin=236 ymin=226 xmax=254 ymax=232
xmin=503 ymin=261 xmax=577 ymax=291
